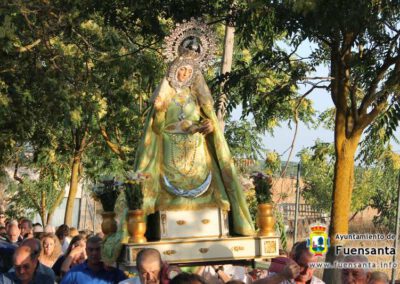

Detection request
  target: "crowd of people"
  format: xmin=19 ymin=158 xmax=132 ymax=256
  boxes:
xmin=0 ymin=212 xmax=392 ymax=284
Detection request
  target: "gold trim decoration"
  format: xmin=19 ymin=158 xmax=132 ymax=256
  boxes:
xmin=231 ymin=246 xmax=245 ymax=252
xmin=176 ymin=220 xmax=186 ymax=225
xmin=201 ymin=219 xmax=210 ymax=224
xmin=130 ymin=248 xmax=143 ymax=261
xmin=161 ymin=213 xmax=167 ymax=235
xmin=264 ymin=240 xmax=278 ymax=254
xmin=199 ymin=248 xmax=209 ymax=254
xmin=163 ymin=250 xmax=177 ymax=256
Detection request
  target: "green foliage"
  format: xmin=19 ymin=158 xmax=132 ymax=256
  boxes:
xmin=246 ymin=192 xmax=258 ymax=228
xmin=2 ymin=145 xmax=69 ymax=224
xmin=0 ymin=1 xmax=258 ymax=218
xmin=298 ymin=141 xmax=335 ymax=213
xmin=124 ymin=180 xmax=144 ymax=211
xmin=300 ymin=140 xmax=400 ymax=229
xmin=217 ymin=2 xmax=317 ymax=133
xmin=360 ymin=100 xmax=400 ymax=164
xmin=0 ymin=1 xmax=166 ymax=217
xmin=275 ymin=211 xmax=288 ymax=251
xmin=369 ymin=150 xmax=400 ymax=231
xmin=225 ymin=119 xmax=264 ymax=160
xmin=264 ymin=150 xmax=282 ymax=176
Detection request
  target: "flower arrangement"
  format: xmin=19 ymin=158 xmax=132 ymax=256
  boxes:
xmin=92 ymin=177 xmax=122 ymax=212
xmin=251 ymin=171 xmax=273 ymax=204
xmin=124 ymin=172 xmax=148 ymax=211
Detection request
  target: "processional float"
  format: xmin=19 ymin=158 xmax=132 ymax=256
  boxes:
xmin=100 ymin=18 xmax=279 ymax=269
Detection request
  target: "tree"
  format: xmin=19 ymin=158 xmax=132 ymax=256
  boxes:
xmin=298 ymin=141 xmax=335 ymax=213
xmin=370 ymin=149 xmax=400 ymax=231
xmin=231 ymin=3 xmax=400 ymax=281
xmin=299 ymin=140 xmax=390 ymax=221
xmin=281 ymin=0 xmax=399 ymax=239
xmin=1 ymin=1 xmax=231 ymax=224
xmin=233 ymin=0 xmax=398 ymax=258
xmin=224 ymin=119 xmax=265 ymax=170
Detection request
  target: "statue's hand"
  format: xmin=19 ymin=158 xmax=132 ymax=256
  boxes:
xmin=198 ymin=119 xmax=214 ymax=135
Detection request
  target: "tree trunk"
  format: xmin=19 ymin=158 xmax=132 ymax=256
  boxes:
xmin=64 ymin=128 xmax=88 ymax=226
xmin=46 ymin=213 xmax=53 ymax=226
xmin=40 ymin=191 xmax=47 ymax=225
xmin=330 ymin=134 xmax=360 ymax=238
xmin=217 ymin=24 xmax=235 ymax=131
xmin=47 ymin=185 xmax=66 ymax=225
xmin=64 ymin=155 xmax=81 ymax=226
xmin=39 ymin=209 xmax=46 ymax=226
xmin=323 ymin=110 xmax=361 ymax=284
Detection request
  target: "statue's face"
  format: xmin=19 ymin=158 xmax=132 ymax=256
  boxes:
xmin=176 ymin=65 xmax=193 ymax=83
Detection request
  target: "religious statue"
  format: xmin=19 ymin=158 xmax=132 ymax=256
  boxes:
xmin=133 ymin=19 xmax=254 ymax=236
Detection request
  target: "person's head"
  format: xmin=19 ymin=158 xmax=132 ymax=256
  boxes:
xmin=176 ymin=65 xmax=193 ymax=83
xmin=40 ymin=233 xmax=61 ymax=259
xmin=290 ymin=241 xmax=316 ymax=267
xmin=86 ymin=236 xmax=102 ymax=265
xmin=290 ymin=241 xmax=317 ymax=282
xmin=55 ymin=224 xmax=70 ymax=242
xmin=136 ymin=248 xmax=162 ymax=284
xmin=342 ymin=255 xmax=371 ymax=284
xmin=170 ymin=273 xmax=207 ymax=284
xmin=66 ymin=235 xmax=87 ymax=255
xmin=13 ymin=246 xmax=39 ymax=282
xmin=7 ymin=220 xmax=21 ymax=242
xmin=69 ymin=227 xmax=79 ymax=238
xmin=20 ymin=238 xmax=41 ymax=256
xmin=78 ymin=229 xmax=92 ymax=239
xmin=20 ymin=219 xmax=33 ymax=239
xmin=33 ymin=223 xmax=43 ymax=233
xmin=368 ymin=271 xmax=389 ymax=284
xmin=64 ymin=235 xmax=87 ymax=266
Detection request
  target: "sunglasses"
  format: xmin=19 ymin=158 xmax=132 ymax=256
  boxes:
xmin=15 ymin=263 xmax=31 ymax=271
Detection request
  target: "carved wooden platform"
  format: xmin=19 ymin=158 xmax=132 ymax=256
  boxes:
xmin=119 ymin=236 xmax=280 ymax=269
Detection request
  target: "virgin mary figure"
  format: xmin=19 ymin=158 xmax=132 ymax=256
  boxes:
xmin=133 ymin=30 xmax=254 ymax=236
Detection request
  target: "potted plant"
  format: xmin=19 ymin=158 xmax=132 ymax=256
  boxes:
xmin=92 ymin=177 xmax=122 ymax=236
xmin=124 ymin=173 xmax=147 ymax=243
xmin=251 ymin=171 xmax=275 ymax=236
